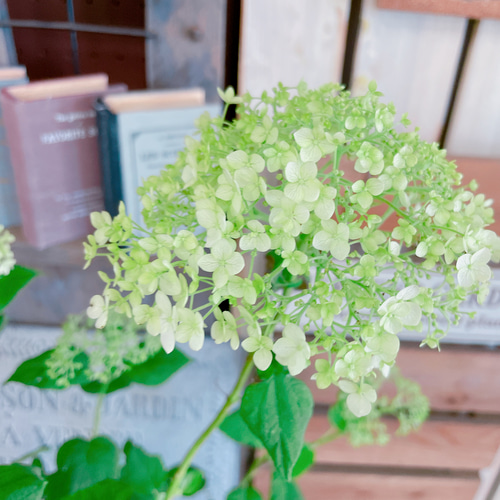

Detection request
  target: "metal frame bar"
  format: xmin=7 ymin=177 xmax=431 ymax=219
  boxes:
xmin=0 ymin=19 xmax=155 ymax=38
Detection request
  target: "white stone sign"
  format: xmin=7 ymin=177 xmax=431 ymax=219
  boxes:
xmin=0 ymin=325 xmax=244 ymax=500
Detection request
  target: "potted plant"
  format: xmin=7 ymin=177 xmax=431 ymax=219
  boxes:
xmin=3 ymin=81 xmax=499 ymax=499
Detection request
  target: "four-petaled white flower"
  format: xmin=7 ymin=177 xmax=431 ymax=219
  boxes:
xmin=87 ymin=294 xmax=109 ymax=329
xmin=312 ymin=220 xmax=350 ymax=260
xmin=198 ymin=239 xmax=245 ymax=288
xmin=293 ymin=127 xmax=335 ymax=163
xmin=145 ymin=291 xmax=178 ymax=353
xmin=338 ymin=380 xmax=377 ymax=418
xmin=273 ymin=324 xmax=311 ymax=375
xmin=284 ymin=161 xmax=321 ymax=203
xmin=240 ymin=220 xmax=271 ymax=253
xmin=457 ymin=248 xmax=491 ymax=288
xmin=242 ymin=331 xmax=274 ymax=371
xmin=211 ymin=308 xmax=239 ymax=350
xmin=378 ymin=286 xmax=422 ymax=335
xmin=176 ymin=308 xmax=205 ymax=351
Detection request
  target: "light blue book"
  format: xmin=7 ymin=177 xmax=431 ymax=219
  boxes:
xmin=97 ymin=88 xmax=220 ymax=224
xmin=0 ymin=66 xmax=28 ymax=227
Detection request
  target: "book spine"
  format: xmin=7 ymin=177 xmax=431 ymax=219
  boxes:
xmin=0 ymin=92 xmax=38 ymax=242
xmin=0 ymin=78 xmax=28 ymax=227
xmin=95 ymin=99 xmax=122 ymax=217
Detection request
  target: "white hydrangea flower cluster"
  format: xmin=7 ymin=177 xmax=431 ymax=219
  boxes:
xmin=0 ymin=225 xmax=15 ymax=276
xmin=85 ymin=82 xmax=500 ymax=418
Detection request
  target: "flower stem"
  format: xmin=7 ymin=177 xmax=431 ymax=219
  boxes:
xmin=14 ymin=445 xmax=50 ymax=463
xmin=92 ymin=389 xmax=107 ymax=437
xmin=165 ymin=354 xmax=255 ymax=499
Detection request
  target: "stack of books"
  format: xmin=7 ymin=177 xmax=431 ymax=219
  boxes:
xmin=0 ymin=71 xmax=219 ymax=249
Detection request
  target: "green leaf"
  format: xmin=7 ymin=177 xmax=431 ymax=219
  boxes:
xmin=0 ymin=265 xmax=37 ymax=306
xmin=80 ymin=375 xmax=131 ymax=394
xmin=292 ymin=444 xmax=314 ymax=478
xmin=270 ymin=471 xmax=304 ymax=500
xmin=7 ymin=351 xmax=89 ymax=390
xmin=227 ymin=486 xmax=263 ymax=500
xmin=256 ymin=357 xmax=289 ymax=380
xmin=82 ymin=348 xmax=190 ymax=394
xmin=0 ymin=265 xmax=37 ymax=309
xmin=45 ymin=437 xmax=120 ymax=499
xmin=240 ymin=374 xmax=314 ymax=480
xmin=0 ymin=464 xmax=47 ymax=500
xmin=165 ymin=467 xmax=205 ymax=496
xmin=120 ymin=441 xmax=166 ymax=494
xmin=63 ymin=479 xmax=146 ymax=500
xmin=220 ymin=410 xmax=264 ymax=448
xmin=7 ymin=350 xmax=60 ymax=389
xmin=127 ymin=347 xmax=189 ymax=385
xmin=328 ymin=401 xmax=347 ymax=432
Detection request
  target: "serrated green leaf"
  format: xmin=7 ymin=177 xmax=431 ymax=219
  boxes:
xmin=120 ymin=441 xmax=166 ymax=494
xmin=165 ymin=466 xmax=205 ymax=496
xmin=240 ymin=374 xmax=314 ymax=480
xmin=270 ymin=471 xmax=304 ymax=500
xmin=227 ymin=486 xmax=263 ymax=500
xmin=45 ymin=437 xmax=120 ymax=499
xmin=0 ymin=464 xmax=47 ymax=500
xmin=0 ymin=265 xmax=37 ymax=310
xmin=220 ymin=410 xmax=263 ymax=448
xmin=291 ymin=444 xmax=314 ymax=478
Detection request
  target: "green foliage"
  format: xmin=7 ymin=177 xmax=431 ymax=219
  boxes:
xmin=6 ymin=438 xmax=206 ymax=500
xmin=165 ymin=467 xmax=206 ymax=496
xmin=0 ymin=265 xmax=36 ymax=310
xmin=7 ymin=350 xmax=63 ymax=389
xmin=82 ymin=347 xmax=190 ymax=394
xmin=220 ymin=409 xmax=264 ymax=448
xmin=328 ymin=370 xmax=430 ymax=446
xmin=7 ymin=314 xmax=189 ymax=395
xmin=120 ymin=441 xmax=166 ymax=494
xmin=0 ymin=464 xmax=47 ymax=500
xmin=240 ymin=374 xmax=314 ymax=479
xmin=292 ymin=445 xmax=315 ymax=478
xmin=227 ymin=486 xmax=263 ymax=500
xmin=44 ymin=437 xmax=120 ymax=499
xmin=270 ymin=472 xmax=304 ymax=500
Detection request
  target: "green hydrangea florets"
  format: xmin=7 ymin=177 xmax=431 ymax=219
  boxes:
xmin=85 ymin=81 xmax=500 ymax=417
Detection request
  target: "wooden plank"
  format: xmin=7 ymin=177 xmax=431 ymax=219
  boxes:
xmin=378 ymin=0 xmax=500 ymax=19
xmin=452 ymin=157 xmax=500 ymax=234
xmin=351 ymin=0 xmax=465 ymax=142
xmin=145 ymin=0 xmax=226 ymax=102
xmin=299 ymin=345 xmax=500 ymax=413
xmin=297 ymin=472 xmax=479 ymax=500
xmin=239 ymin=0 xmax=349 ymax=95
xmin=446 ymin=20 xmax=500 ymax=158
xmin=306 ymin=415 xmax=500 ymax=471
xmin=253 ymin=468 xmax=479 ymax=500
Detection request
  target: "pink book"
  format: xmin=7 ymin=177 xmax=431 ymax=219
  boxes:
xmin=1 ymin=74 xmax=126 ymax=249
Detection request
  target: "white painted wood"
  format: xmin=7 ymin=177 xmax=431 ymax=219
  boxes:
xmin=352 ymin=0 xmax=466 ymax=143
xmin=446 ymin=20 xmax=500 ymax=158
xmin=239 ymin=0 xmax=349 ymax=95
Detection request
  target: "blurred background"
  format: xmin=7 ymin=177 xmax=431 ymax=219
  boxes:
xmin=1 ymin=1 xmax=500 ymax=498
